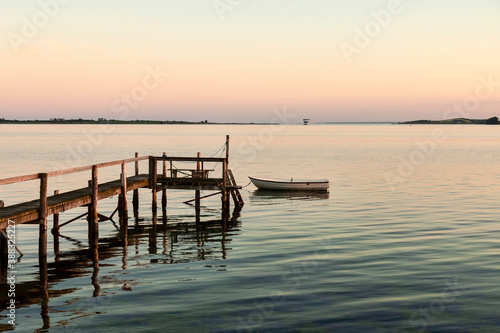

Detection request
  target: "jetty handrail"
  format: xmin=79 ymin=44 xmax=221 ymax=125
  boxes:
xmin=149 ymin=154 xmax=228 ymax=186
xmin=0 ymin=173 xmax=40 ymax=186
xmin=0 ymin=155 xmax=150 ymax=186
xmin=155 ymin=156 xmax=226 ymax=162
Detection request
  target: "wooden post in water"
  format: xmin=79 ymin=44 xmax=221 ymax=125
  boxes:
xmin=52 ymin=190 xmax=60 ymax=261
xmin=225 ymin=135 xmax=231 ymax=212
xmin=0 ymin=231 xmax=7 ymax=271
xmin=52 ymin=190 xmax=60 ymax=234
xmin=0 ymin=199 xmax=4 ymax=267
xmin=195 ymin=189 xmax=201 ymax=223
xmin=91 ymin=234 xmax=100 ymax=297
xmin=150 ymin=157 xmax=158 ymax=224
xmin=40 ymin=283 xmax=50 ymax=329
xmin=162 ymin=152 xmax=167 ymax=223
xmin=38 ymin=173 xmax=49 ymax=311
xmin=119 ymin=162 xmax=128 ymax=229
xmin=195 ymin=152 xmax=201 ymax=221
xmin=133 ymin=152 xmax=139 ymax=219
xmin=121 ymin=226 xmax=128 ymax=270
xmin=90 ymin=166 xmax=99 ymax=242
xmin=226 ymin=135 xmax=230 ymax=166
xmin=149 ymin=224 xmax=158 ymax=255
xmin=39 ymin=173 xmax=48 ymax=263
xmin=221 ymin=158 xmax=229 ymax=218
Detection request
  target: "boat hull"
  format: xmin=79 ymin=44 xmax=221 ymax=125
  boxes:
xmin=249 ymin=177 xmax=329 ymax=191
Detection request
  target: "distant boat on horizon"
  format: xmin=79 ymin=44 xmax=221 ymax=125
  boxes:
xmin=303 ymin=118 xmax=310 ymax=125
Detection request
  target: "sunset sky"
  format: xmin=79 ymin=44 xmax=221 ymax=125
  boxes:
xmin=1 ymin=0 xmax=499 ymax=122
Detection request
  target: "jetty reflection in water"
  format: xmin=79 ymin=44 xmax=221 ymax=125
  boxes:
xmin=0 ymin=215 xmax=241 ymax=330
xmin=249 ymin=189 xmax=330 ymax=205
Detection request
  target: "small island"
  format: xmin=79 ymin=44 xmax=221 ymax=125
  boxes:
xmin=400 ymin=117 xmax=499 ymax=125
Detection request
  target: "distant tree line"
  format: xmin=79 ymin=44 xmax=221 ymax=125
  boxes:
xmin=486 ymin=116 xmax=499 ymax=125
xmin=401 ymin=116 xmax=500 ymax=125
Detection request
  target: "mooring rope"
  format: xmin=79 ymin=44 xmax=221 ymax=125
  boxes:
xmin=241 ymin=180 xmax=252 ymax=189
xmin=208 ymin=144 xmax=226 ymax=176
xmin=210 ymin=142 xmax=226 ymax=158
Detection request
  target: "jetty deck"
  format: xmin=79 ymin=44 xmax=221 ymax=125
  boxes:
xmin=0 ymin=136 xmax=243 ymax=271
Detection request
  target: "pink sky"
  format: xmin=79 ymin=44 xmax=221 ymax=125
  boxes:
xmin=1 ymin=0 xmax=499 ymax=122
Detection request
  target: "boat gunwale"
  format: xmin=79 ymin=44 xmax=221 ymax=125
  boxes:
xmin=248 ymin=176 xmax=329 ymax=184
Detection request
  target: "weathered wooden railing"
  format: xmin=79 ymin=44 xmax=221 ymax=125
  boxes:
xmin=0 ymin=154 xmax=150 ymax=263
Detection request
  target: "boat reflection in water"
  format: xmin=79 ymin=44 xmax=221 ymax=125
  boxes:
xmin=250 ymin=189 xmax=330 ymax=205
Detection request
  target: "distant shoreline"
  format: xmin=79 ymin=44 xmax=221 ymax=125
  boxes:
xmin=0 ymin=119 xmax=396 ymax=125
xmin=0 ymin=118 xmax=278 ymax=125
xmin=399 ymin=117 xmax=499 ymax=125
xmin=2 ymin=118 xmax=497 ymax=125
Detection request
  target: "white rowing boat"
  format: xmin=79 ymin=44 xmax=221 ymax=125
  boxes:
xmin=248 ymin=176 xmax=329 ymax=191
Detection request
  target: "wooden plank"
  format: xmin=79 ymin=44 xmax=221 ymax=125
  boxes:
xmin=58 ymin=212 xmax=89 ymax=228
xmin=46 ymin=156 xmax=150 ymax=178
xmin=157 ymin=177 xmax=224 ymax=184
xmin=183 ymin=191 xmax=221 ymax=204
xmin=46 ymin=165 xmax=93 ymax=178
xmin=0 ymin=228 xmax=23 ymax=256
xmin=162 ymin=185 xmax=223 ymax=191
xmin=0 ymin=156 xmax=149 ymax=185
xmin=0 ymin=173 xmax=39 ymax=186
xmin=156 ymin=157 xmax=225 ymax=162
xmin=94 ymin=156 xmax=149 ymax=169
xmin=227 ymin=169 xmax=244 ymax=208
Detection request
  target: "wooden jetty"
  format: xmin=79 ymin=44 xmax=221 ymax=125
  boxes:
xmin=0 ymin=136 xmax=243 ymax=271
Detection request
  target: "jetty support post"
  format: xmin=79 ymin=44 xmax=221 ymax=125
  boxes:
xmin=39 ymin=173 xmax=48 ymax=264
xmin=162 ymin=152 xmax=167 ymax=223
xmin=133 ymin=152 xmax=140 ymax=219
xmin=221 ymin=158 xmax=229 ymax=219
xmin=226 ymin=135 xmax=229 ymax=165
xmin=52 ymin=190 xmax=60 ymax=235
xmin=195 ymin=152 xmax=201 ymax=221
xmin=119 ymin=162 xmax=128 ymax=229
xmin=0 ymin=200 xmax=7 ymax=270
xmin=39 ymin=173 xmax=49 ymax=303
xmin=0 ymin=230 xmax=7 ymax=272
xmin=220 ymin=135 xmax=231 ymax=218
xmin=52 ymin=190 xmax=60 ymax=261
xmin=91 ymin=232 xmax=100 ymax=297
xmin=90 ymin=165 xmax=99 ymax=245
xmin=149 ymin=156 xmax=158 ymax=224
xmin=225 ymin=135 xmax=231 ymax=212
xmin=91 ymin=165 xmax=99 ymax=232
xmin=0 ymin=199 xmax=4 ymax=270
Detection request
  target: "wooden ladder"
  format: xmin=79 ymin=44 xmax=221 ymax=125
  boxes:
xmin=226 ymin=169 xmax=244 ymax=209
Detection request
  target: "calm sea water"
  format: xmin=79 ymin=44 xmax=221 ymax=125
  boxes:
xmin=1 ymin=124 xmax=500 ymax=332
